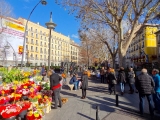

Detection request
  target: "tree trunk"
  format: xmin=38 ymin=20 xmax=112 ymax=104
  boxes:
xmin=112 ymin=55 xmax=116 ymax=69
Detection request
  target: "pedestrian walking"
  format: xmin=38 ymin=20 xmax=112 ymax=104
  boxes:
xmin=107 ymin=68 xmax=117 ymax=95
xmin=40 ymin=65 xmax=46 ymax=80
xmin=135 ymin=68 xmax=155 ymax=116
xmin=152 ymin=69 xmax=160 ymax=113
xmin=81 ymin=70 xmax=88 ymax=99
xmin=100 ymin=67 xmax=105 ymax=83
xmin=118 ymin=67 xmax=126 ymax=95
xmin=48 ymin=70 xmax=62 ymax=109
xmin=128 ymin=67 xmax=135 ymax=94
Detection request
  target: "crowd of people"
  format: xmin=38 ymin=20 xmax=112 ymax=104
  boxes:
xmin=104 ymin=66 xmax=160 ymax=116
xmin=40 ymin=65 xmax=160 ymax=116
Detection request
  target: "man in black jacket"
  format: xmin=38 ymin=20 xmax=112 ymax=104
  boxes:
xmin=135 ymin=68 xmax=155 ymax=116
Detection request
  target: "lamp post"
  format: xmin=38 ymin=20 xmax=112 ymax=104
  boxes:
xmin=21 ymin=0 xmax=47 ymax=68
xmin=45 ymin=12 xmax=56 ymax=70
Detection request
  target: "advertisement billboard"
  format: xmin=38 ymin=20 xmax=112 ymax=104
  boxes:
xmin=0 ymin=17 xmax=24 ymax=66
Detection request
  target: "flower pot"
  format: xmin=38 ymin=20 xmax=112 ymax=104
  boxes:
xmin=3 ymin=116 xmax=16 ymax=120
xmin=18 ymin=110 xmax=27 ymax=119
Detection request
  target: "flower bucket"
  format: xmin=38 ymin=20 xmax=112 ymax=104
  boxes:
xmin=46 ymin=104 xmax=51 ymax=113
xmin=18 ymin=110 xmax=27 ymax=119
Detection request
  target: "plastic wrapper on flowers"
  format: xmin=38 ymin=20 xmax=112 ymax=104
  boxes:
xmin=41 ymin=90 xmax=53 ymax=97
xmin=0 ymin=104 xmax=22 ymax=119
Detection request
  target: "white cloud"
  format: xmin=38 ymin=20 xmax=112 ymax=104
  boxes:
xmin=71 ymin=34 xmax=79 ymax=39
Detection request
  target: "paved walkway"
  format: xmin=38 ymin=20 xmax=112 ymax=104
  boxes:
xmin=45 ymin=75 xmax=160 ymax=120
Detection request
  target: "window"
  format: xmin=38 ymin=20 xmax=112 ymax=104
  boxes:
xmin=40 ymin=55 xmax=42 ymax=59
xmin=36 ymin=47 xmax=37 ymax=51
xmin=41 ymin=48 xmax=42 ymax=52
xmin=31 ymin=39 xmax=33 ymax=44
xmin=41 ymin=36 xmax=42 ymax=40
xmin=41 ymin=41 xmax=42 ymax=46
xmin=31 ymin=33 xmax=33 ymax=37
xmin=31 ymin=27 xmax=33 ymax=31
xmin=31 ymin=46 xmax=33 ymax=50
xmin=26 ymin=31 xmax=28 ymax=36
xmin=26 ymin=38 xmax=28 ymax=43
xmin=36 ymin=34 xmax=38 ymax=38
xmin=36 ymin=40 xmax=38 ymax=45
xmin=35 ymin=29 xmax=37 ymax=33
xmin=36 ymin=54 xmax=37 ymax=58
xmin=26 ymin=45 xmax=28 ymax=50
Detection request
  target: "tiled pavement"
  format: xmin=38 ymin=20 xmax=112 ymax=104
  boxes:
xmin=45 ymin=76 xmax=160 ymax=120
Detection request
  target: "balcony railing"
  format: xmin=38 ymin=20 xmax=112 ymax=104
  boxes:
xmin=31 ymin=42 xmax=34 ymax=45
xmin=31 ymin=50 xmax=34 ymax=52
xmin=30 ymin=57 xmax=34 ymax=60
xmin=36 ymin=43 xmax=39 ymax=45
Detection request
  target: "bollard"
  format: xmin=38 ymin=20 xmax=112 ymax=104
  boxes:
xmin=116 ymin=94 xmax=119 ymax=106
xmin=96 ymin=105 xmax=100 ymax=120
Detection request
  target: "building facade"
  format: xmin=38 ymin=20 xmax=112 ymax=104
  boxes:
xmin=18 ymin=18 xmax=79 ymax=67
xmin=126 ymin=24 xmax=158 ymax=68
xmin=155 ymin=30 xmax=160 ymax=64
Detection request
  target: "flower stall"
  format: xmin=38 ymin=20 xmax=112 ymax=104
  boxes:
xmin=0 ymin=68 xmax=52 ymax=120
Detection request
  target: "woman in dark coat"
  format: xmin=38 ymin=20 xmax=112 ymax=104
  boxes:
xmin=107 ymin=68 xmax=117 ymax=95
xmin=118 ymin=67 xmax=126 ymax=95
xmin=81 ymin=71 xmax=88 ymax=99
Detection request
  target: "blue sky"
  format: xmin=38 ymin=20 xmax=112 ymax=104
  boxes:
xmin=5 ymin=0 xmax=80 ymax=43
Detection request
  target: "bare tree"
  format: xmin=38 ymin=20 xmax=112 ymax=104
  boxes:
xmin=56 ymin=0 xmax=160 ymax=66
xmin=79 ymin=31 xmax=108 ymax=67
xmin=0 ymin=0 xmax=13 ymax=34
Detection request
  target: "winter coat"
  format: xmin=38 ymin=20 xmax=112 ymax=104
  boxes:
xmin=107 ymin=72 xmax=117 ymax=85
xmin=81 ymin=75 xmax=88 ymax=89
xmin=135 ymin=72 xmax=155 ymax=94
xmin=50 ymin=73 xmax=62 ymax=89
xmin=152 ymin=74 xmax=160 ymax=92
xmin=128 ymin=71 xmax=135 ymax=84
xmin=118 ymin=70 xmax=126 ymax=83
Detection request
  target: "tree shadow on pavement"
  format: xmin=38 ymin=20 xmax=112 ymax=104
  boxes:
xmin=77 ymin=112 xmax=94 ymax=120
xmin=87 ymin=86 xmax=109 ymax=93
xmin=60 ymin=91 xmax=77 ymax=97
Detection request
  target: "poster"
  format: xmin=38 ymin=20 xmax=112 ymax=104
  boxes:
xmin=0 ymin=17 xmax=25 ymax=66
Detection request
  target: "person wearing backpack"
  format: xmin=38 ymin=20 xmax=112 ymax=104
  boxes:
xmin=128 ymin=67 xmax=135 ymax=94
xmin=118 ymin=67 xmax=126 ymax=95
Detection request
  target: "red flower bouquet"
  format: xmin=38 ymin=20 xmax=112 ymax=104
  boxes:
xmin=0 ymin=104 xmax=22 ymax=118
xmin=0 ymin=96 xmax=10 ymax=105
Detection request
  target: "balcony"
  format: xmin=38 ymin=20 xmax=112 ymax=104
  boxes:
xmin=40 ymin=51 xmax=43 ymax=53
xmin=31 ymin=50 xmax=34 ymax=52
xmin=44 ymin=45 xmax=47 ymax=47
xmin=35 ymin=50 xmax=39 ymax=53
xmin=30 ymin=57 xmax=34 ymax=60
xmin=26 ymin=41 xmax=30 ymax=44
xmin=41 ymin=44 xmax=43 ymax=47
xmin=35 ymin=57 xmax=39 ymax=60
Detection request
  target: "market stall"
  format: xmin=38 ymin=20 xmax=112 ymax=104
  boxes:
xmin=0 ymin=68 xmax=52 ymax=120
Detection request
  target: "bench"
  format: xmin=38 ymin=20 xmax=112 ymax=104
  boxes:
xmin=67 ymin=84 xmax=74 ymax=90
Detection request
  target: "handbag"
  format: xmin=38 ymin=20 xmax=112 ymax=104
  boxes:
xmin=112 ymin=80 xmax=117 ymax=84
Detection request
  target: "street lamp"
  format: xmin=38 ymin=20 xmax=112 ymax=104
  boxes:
xmin=21 ymin=0 xmax=47 ymax=68
xmin=45 ymin=12 xmax=56 ymax=70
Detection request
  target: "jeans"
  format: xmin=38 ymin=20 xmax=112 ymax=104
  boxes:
xmin=120 ymin=82 xmax=125 ymax=92
xmin=73 ymin=81 xmax=79 ymax=90
xmin=53 ymin=88 xmax=62 ymax=108
xmin=101 ymin=75 xmax=105 ymax=83
xmin=129 ymin=83 xmax=135 ymax=92
xmin=139 ymin=94 xmax=154 ymax=115
xmin=153 ymin=92 xmax=160 ymax=111
xmin=109 ymin=84 xmax=116 ymax=94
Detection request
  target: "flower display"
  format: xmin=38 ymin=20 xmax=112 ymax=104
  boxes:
xmin=0 ymin=68 xmax=55 ymax=119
